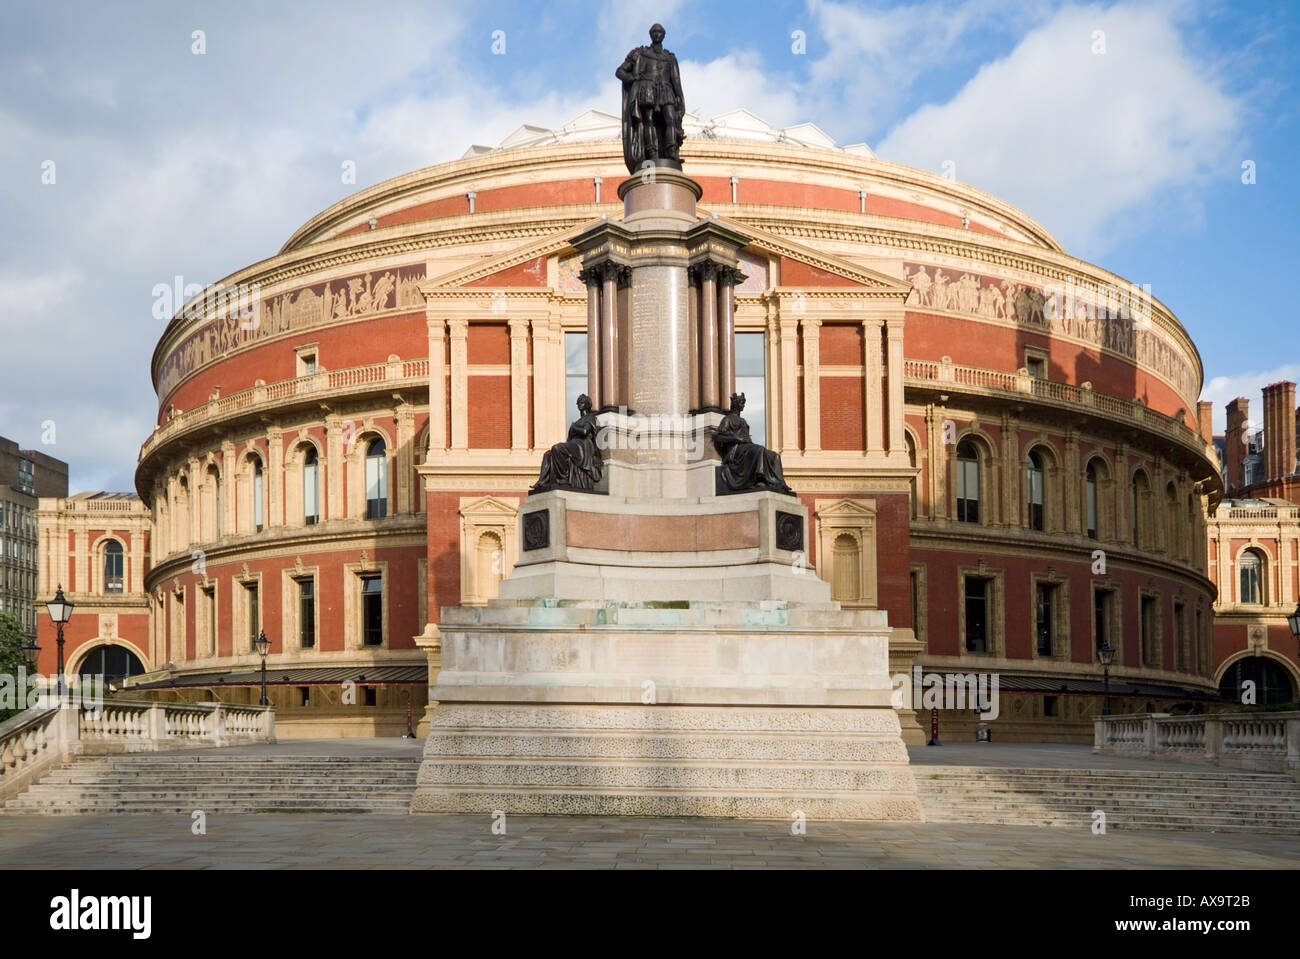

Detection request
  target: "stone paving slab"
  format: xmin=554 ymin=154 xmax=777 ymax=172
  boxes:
xmin=0 ymin=814 xmax=1294 ymax=869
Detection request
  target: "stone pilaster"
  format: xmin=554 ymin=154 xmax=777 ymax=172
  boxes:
xmin=448 ymin=318 xmax=469 ymax=450
xmin=266 ymin=426 xmax=283 ymax=528
xmin=800 ymin=316 xmax=821 ymax=452
xmin=863 ymin=318 xmax=884 ymax=453
xmin=324 ymin=414 xmax=343 ymax=522
xmin=886 ymin=319 xmax=906 ymax=454
xmin=508 ymin=317 xmax=530 ymax=450
xmin=396 ymin=402 xmax=415 ymax=514
xmin=426 ymin=313 xmax=447 ymax=454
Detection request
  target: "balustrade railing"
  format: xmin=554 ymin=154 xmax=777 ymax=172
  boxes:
xmin=0 ymin=699 xmax=275 ymax=802
xmin=140 ymin=357 xmax=429 ymax=462
xmin=1095 ymin=711 xmax=1299 ymax=779
xmin=904 ymin=357 xmax=1206 ymax=456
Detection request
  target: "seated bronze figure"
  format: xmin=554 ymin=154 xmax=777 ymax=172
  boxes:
xmin=530 ymin=394 xmax=604 ymax=494
xmin=714 ymin=392 xmax=794 ymax=495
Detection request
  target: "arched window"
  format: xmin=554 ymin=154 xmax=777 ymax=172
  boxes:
xmin=252 ymin=458 xmax=265 ymax=531
xmin=1218 ymin=656 xmax=1295 ymax=706
xmin=1026 ymin=450 xmax=1045 ymax=531
xmin=476 ymin=531 xmax=503 ymax=604
xmin=831 ymin=532 xmax=861 ymax=603
xmin=1131 ymin=470 xmax=1151 ymax=547
xmin=1165 ymin=483 xmax=1180 ymax=559
xmin=1239 ymin=549 xmax=1265 ymax=605
xmin=955 ymin=440 xmax=980 ymax=524
xmin=365 ymin=437 xmax=388 ymax=519
xmin=906 ymin=434 xmax=918 ymax=519
xmin=78 ymin=645 xmax=145 ymax=683
xmin=103 ymin=541 xmax=124 ymax=594
xmin=303 ymin=447 xmax=320 ymax=525
xmin=1085 ymin=463 xmax=1099 ymax=539
xmin=213 ymin=468 xmax=222 ymax=537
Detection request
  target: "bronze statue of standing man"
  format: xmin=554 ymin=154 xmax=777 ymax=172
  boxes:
xmin=616 ymin=23 xmax=685 ymax=175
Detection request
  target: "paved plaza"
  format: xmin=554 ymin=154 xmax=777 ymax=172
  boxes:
xmin=0 ymin=811 xmax=1295 ymax=869
xmin=0 ymin=740 xmax=1295 ymax=869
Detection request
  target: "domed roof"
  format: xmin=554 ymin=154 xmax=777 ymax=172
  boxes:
xmin=463 ymin=109 xmax=873 ymax=159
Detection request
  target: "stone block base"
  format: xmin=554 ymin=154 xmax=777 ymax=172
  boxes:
xmin=412 ymin=703 xmax=920 ymax=820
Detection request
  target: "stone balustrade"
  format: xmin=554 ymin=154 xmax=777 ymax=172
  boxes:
xmin=0 ymin=700 xmax=275 ymax=801
xmin=1095 ymin=711 xmax=1300 ymax=780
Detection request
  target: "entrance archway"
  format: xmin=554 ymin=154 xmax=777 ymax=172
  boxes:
xmin=1217 ymin=656 xmax=1297 ymax=706
xmin=76 ymin=645 xmax=146 ymax=684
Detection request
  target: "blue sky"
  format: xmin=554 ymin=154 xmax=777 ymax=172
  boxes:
xmin=1 ymin=0 xmax=1295 ymax=490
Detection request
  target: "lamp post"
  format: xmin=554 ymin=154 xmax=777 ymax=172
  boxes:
xmin=254 ymin=629 xmax=271 ymax=707
xmin=1098 ymin=641 xmax=1115 ymax=716
xmin=22 ymin=637 xmax=40 ymax=673
xmin=44 ymin=585 xmax=74 ymax=700
xmin=1286 ymin=601 xmax=1300 ymax=711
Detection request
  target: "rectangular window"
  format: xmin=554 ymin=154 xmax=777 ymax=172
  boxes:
xmin=1140 ymin=595 xmax=1157 ymax=667
xmin=363 ymin=686 xmax=377 ymax=707
xmin=301 ymin=353 xmax=317 ymax=375
xmin=1043 ymin=695 xmax=1058 ymax=717
xmin=203 ymin=586 xmax=217 ymax=658
xmin=735 ymin=332 xmax=767 ymax=445
xmin=565 ymin=332 xmax=588 ymax=418
xmin=1025 ymin=356 xmax=1047 ymax=379
xmin=1035 ymin=583 xmax=1054 ymax=656
xmin=361 ymin=576 xmax=383 ymax=646
xmin=1093 ymin=588 xmax=1113 ymax=656
xmin=965 ymin=577 xmax=988 ymax=653
xmin=1173 ymin=602 xmax=1188 ymax=672
xmin=298 ymin=579 xmax=316 ymax=648
xmin=246 ymin=582 xmax=260 ymax=651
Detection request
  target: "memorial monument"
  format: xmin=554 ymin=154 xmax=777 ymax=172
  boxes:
xmin=412 ymin=25 xmax=919 ymax=819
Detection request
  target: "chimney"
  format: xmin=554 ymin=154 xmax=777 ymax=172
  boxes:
xmin=1225 ymin=397 xmax=1249 ymax=492
xmin=1196 ymin=401 xmax=1214 ymax=444
xmin=1262 ymin=381 xmax=1297 ymax=482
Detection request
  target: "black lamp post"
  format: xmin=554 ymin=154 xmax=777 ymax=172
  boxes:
xmin=22 ymin=636 xmax=40 ymax=673
xmin=1286 ymin=601 xmax=1300 ymax=711
xmin=44 ymin=585 xmax=74 ymax=700
xmin=254 ymin=629 xmax=271 ymax=707
xmin=1098 ymin=641 xmax=1115 ymax=716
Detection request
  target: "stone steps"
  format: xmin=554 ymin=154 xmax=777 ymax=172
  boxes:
xmin=420 ymin=756 xmax=916 ymax=792
xmin=1 ymin=754 xmax=420 ymax=816
xmin=913 ymin=767 xmax=1300 ymax=833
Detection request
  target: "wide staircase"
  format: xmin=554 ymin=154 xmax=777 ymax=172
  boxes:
xmin=915 ymin=766 xmax=1300 ymax=833
xmin=1 ymin=753 xmax=420 ymax=815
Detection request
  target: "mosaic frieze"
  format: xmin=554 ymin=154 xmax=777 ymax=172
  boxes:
xmin=157 ymin=265 xmax=427 ymax=400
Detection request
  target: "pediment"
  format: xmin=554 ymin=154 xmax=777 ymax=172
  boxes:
xmin=710 ymin=216 xmax=911 ymax=296
xmin=459 ymin=495 xmax=520 ymax=519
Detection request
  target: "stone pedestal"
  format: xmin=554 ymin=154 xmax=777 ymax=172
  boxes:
xmin=412 ymin=600 xmax=919 ymax=819
xmin=413 ymin=172 xmax=919 ymax=820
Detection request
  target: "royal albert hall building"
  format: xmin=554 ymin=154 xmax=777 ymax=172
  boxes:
xmin=48 ymin=109 xmax=1226 ymax=740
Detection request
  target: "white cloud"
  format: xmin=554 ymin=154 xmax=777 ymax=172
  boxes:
xmin=874 ymin=2 xmax=1242 ymax=254
xmin=1201 ymin=365 xmax=1300 ymax=435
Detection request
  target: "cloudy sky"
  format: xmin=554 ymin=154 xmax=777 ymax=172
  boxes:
xmin=2 ymin=0 xmax=1295 ymax=490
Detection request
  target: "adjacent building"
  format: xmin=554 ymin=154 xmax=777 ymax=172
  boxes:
xmin=0 ymin=436 xmax=68 ymax=641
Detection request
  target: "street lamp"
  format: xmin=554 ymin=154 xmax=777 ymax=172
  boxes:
xmin=22 ymin=637 xmax=40 ymax=673
xmin=1098 ymin=641 xmax=1116 ymax=716
xmin=1286 ymin=601 xmax=1300 ymax=710
xmin=44 ymin=584 xmax=74 ymax=699
xmin=254 ymin=629 xmax=271 ymax=707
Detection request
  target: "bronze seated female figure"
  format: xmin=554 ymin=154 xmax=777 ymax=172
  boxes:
xmin=713 ymin=392 xmax=793 ymax=496
xmin=530 ymin=394 xmax=604 ymax=494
